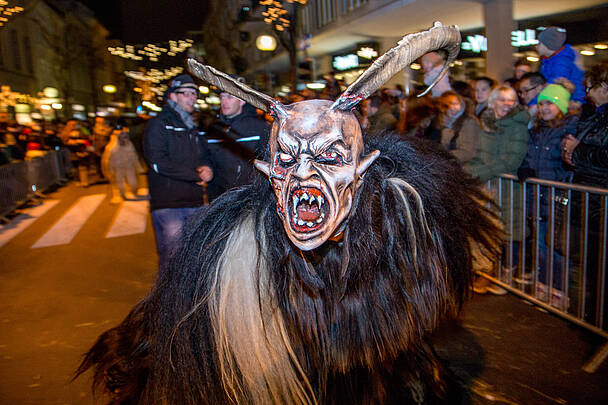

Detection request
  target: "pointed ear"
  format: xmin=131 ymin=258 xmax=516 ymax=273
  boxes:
xmin=356 ymin=150 xmax=380 ymax=178
xmin=254 ymin=159 xmax=271 ymax=178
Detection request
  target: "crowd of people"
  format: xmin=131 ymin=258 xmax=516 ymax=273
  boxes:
xmin=2 ymin=26 xmax=606 ymax=314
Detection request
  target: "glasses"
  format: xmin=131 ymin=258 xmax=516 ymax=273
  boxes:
xmin=517 ymin=85 xmax=538 ymax=96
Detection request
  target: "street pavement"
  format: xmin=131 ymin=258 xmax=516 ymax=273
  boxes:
xmin=0 ymin=180 xmax=606 ymax=404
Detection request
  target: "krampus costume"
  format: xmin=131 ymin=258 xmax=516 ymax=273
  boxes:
xmin=78 ymin=23 xmax=502 ymax=404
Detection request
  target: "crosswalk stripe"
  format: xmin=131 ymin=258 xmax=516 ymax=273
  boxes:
xmin=106 ymin=200 xmax=149 ymax=238
xmin=32 ymin=194 xmax=106 ymax=248
xmin=0 ymin=200 xmax=60 ymax=249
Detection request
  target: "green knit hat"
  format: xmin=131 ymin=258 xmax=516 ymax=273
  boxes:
xmin=537 ymin=84 xmax=570 ymax=114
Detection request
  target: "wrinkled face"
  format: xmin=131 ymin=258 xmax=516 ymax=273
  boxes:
xmin=493 ymin=90 xmax=517 ymax=119
xmin=256 ymin=100 xmax=379 ymax=250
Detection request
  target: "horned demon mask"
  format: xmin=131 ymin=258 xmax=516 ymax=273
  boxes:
xmin=189 ymin=22 xmax=460 ymax=250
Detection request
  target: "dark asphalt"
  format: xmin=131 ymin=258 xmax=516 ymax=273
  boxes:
xmin=0 ymin=181 xmax=606 ymax=404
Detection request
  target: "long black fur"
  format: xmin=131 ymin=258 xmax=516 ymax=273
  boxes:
xmin=76 ymin=133 xmax=502 ymax=404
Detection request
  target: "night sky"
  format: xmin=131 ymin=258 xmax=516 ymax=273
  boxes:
xmin=79 ymin=0 xmax=210 ymax=44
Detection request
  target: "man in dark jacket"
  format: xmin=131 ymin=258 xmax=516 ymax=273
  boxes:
xmin=206 ymin=81 xmax=269 ymax=200
xmin=143 ymin=74 xmax=213 ymax=267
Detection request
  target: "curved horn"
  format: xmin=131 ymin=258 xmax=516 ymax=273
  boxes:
xmin=331 ymin=22 xmax=461 ymax=111
xmin=187 ymin=59 xmax=287 ymax=119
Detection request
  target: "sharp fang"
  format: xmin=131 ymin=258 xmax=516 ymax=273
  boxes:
xmin=309 ymin=195 xmax=316 ymax=205
xmin=292 ymin=195 xmax=299 ymax=213
xmin=318 ymin=195 xmax=324 ymax=206
xmin=315 ymin=217 xmax=322 ymax=223
xmin=301 ymin=192 xmax=309 ymax=201
xmin=307 ymin=222 xmax=313 ymax=227
xmin=297 ymin=219 xmax=305 ymax=226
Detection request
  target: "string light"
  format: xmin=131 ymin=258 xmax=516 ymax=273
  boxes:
xmin=124 ymin=66 xmax=184 ymax=83
xmin=0 ymin=0 xmax=25 ymax=27
xmin=108 ymin=38 xmax=194 ymax=61
xmin=258 ymin=0 xmax=306 ymax=32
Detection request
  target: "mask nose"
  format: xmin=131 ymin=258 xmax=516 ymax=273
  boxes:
xmin=294 ymin=155 xmax=315 ymax=180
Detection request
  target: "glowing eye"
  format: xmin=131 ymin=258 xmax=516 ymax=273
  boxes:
xmin=278 ymin=153 xmax=294 ymax=164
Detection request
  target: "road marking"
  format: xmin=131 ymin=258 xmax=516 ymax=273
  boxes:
xmin=106 ymin=200 xmax=149 ymax=238
xmin=0 ymin=200 xmax=60 ymax=249
xmin=32 ymin=194 xmax=105 ymax=248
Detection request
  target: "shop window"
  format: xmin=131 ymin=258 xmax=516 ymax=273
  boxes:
xmin=23 ymin=36 xmax=33 ymax=74
xmin=10 ymin=29 xmax=21 ymax=71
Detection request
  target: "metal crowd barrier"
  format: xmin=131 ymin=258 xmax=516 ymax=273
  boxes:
xmin=0 ymin=149 xmax=72 ymax=222
xmin=480 ymin=174 xmax=608 ymax=373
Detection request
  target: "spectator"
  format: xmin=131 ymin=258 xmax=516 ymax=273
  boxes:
xmin=561 ymin=63 xmax=608 ymax=323
xmin=473 ymin=76 xmax=496 ymax=118
xmin=433 ymin=91 xmax=481 ymax=165
xmin=467 ymin=86 xmax=529 ymax=294
xmin=205 ymin=75 xmax=270 ymax=201
xmin=143 ymin=74 xmax=214 ymax=267
xmin=421 ymin=51 xmax=452 ymax=97
xmin=517 ymin=71 xmax=546 ymax=124
xmin=518 ymin=84 xmax=578 ymax=305
xmin=360 ymin=94 xmax=397 ymax=133
xmin=513 ymin=58 xmax=533 ymax=80
xmin=537 ymin=26 xmax=585 ymax=108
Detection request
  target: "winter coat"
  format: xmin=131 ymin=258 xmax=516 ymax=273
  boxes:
xmin=519 ymin=114 xmax=578 ymax=220
xmin=540 ymin=44 xmax=585 ymax=103
xmin=465 ymin=106 xmax=529 ymax=241
xmin=572 ymin=103 xmax=608 ymax=187
xmin=437 ymin=111 xmax=480 ymax=165
xmin=143 ymin=104 xmax=212 ymax=211
xmin=206 ymin=104 xmax=270 ymax=200
xmin=466 ymin=106 xmax=529 ymax=182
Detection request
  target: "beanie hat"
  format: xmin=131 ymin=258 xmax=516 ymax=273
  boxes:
xmin=168 ymin=74 xmax=198 ymax=94
xmin=537 ymin=84 xmax=570 ymax=114
xmin=538 ymin=27 xmax=566 ymax=51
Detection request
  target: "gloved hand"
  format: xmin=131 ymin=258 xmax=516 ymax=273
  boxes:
xmin=517 ymin=167 xmax=535 ymax=182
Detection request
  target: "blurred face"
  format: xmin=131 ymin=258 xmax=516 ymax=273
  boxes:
xmin=586 ymin=81 xmax=608 ymax=106
xmin=474 ymin=80 xmax=492 ymax=104
xmin=421 ymin=52 xmax=441 ymax=73
xmin=493 ymin=90 xmax=517 ymax=119
xmin=443 ymin=95 xmax=462 ymax=118
xmin=536 ymin=42 xmax=553 ymax=58
xmin=538 ymin=99 xmax=560 ymax=121
xmin=518 ymin=79 xmax=542 ymax=105
xmin=514 ymin=64 xmax=531 ymax=79
xmin=169 ymin=88 xmax=197 ymax=113
xmin=220 ymin=93 xmax=245 ymax=118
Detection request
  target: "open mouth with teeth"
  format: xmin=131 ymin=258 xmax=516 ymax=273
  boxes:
xmin=289 ymin=187 xmax=329 ymax=233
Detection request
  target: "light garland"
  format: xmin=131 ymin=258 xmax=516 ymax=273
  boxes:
xmin=108 ymin=38 xmax=194 ymax=61
xmin=124 ymin=66 xmax=184 ymax=83
xmin=0 ymin=0 xmax=25 ymax=27
xmin=259 ymin=0 xmax=307 ymax=32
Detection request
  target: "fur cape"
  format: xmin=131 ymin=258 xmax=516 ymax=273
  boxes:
xmin=77 ymin=133 xmax=502 ymax=405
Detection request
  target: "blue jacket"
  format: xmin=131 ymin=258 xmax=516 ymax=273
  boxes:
xmin=540 ymin=44 xmax=585 ymax=103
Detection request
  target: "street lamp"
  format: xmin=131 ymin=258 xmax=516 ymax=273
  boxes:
xmin=103 ymin=84 xmax=117 ymax=94
xmin=256 ymin=34 xmax=277 ymax=51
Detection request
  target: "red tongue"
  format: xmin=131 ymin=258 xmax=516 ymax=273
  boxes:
xmin=297 ymin=203 xmax=320 ymax=222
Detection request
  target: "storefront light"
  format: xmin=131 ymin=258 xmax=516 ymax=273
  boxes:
xmin=594 ymin=44 xmax=608 ymax=50
xmin=103 ymin=84 xmax=117 ymax=94
xmin=51 ymin=103 xmax=63 ymax=110
xmin=580 ymin=49 xmax=595 ymax=56
xmin=256 ymin=35 xmax=277 ymax=51
xmin=410 ymin=63 xmax=421 ymax=70
xmin=40 ymin=104 xmax=52 ymax=111
xmin=199 ymin=86 xmax=209 ymax=94
xmin=306 ymin=82 xmax=326 ymax=90
xmin=526 ymin=56 xmax=539 ymax=62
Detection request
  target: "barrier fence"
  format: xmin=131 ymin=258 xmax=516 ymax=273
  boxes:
xmin=483 ymin=174 xmax=608 ymax=372
xmin=0 ymin=149 xmax=72 ymax=222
